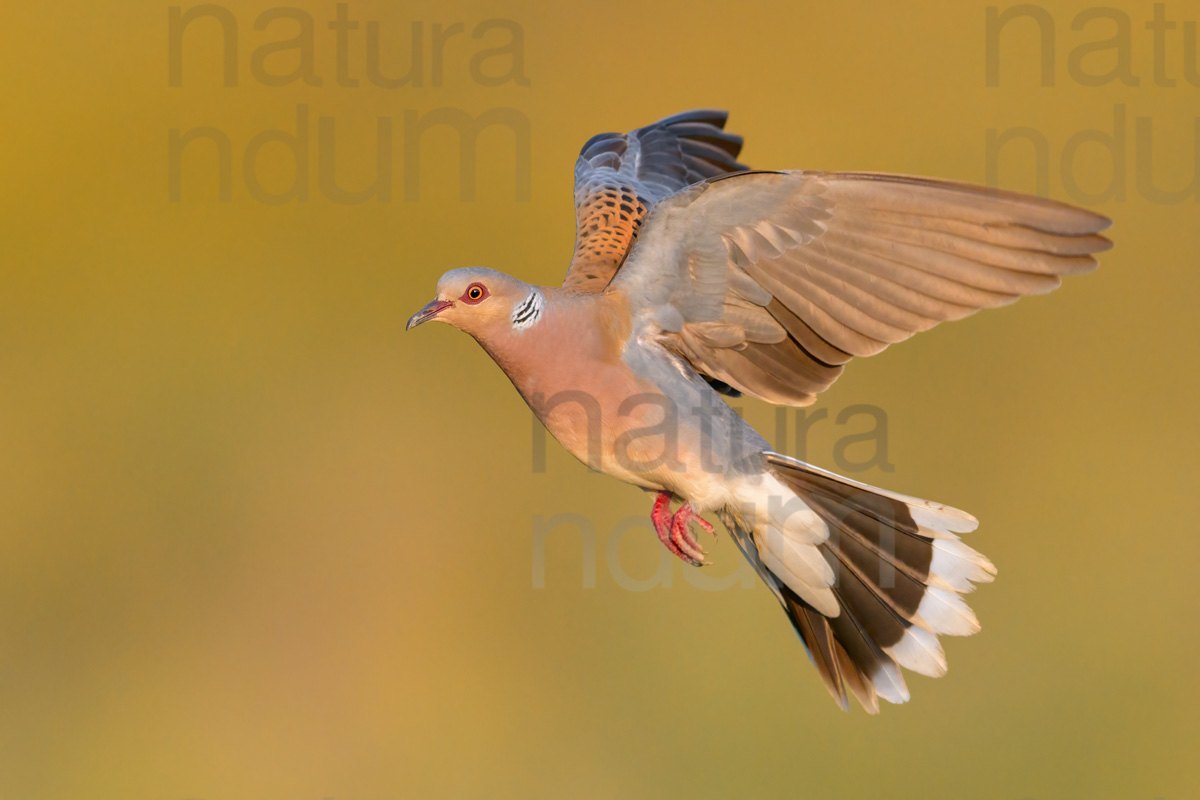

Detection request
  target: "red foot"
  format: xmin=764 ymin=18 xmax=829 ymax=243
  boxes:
xmin=650 ymin=492 xmax=715 ymax=567
xmin=651 ymin=492 xmax=688 ymax=562
xmin=672 ymin=504 xmax=715 ymax=565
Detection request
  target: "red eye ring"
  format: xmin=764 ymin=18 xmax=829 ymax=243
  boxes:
xmin=461 ymin=283 xmax=488 ymax=304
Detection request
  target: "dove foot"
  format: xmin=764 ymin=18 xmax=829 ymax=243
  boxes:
xmin=650 ymin=492 xmax=714 ymax=567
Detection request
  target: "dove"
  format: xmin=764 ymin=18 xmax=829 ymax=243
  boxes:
xmin=406 ymin=110 xmax=1112 ymax=712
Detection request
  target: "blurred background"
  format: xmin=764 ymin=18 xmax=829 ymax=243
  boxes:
xmin=2 ymin=0 xmax=1197 ymax=797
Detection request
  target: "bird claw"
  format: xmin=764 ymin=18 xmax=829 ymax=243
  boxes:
xmin=651 ymin=492 xmax=715 ymax=566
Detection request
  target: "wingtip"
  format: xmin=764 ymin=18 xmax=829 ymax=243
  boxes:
xmin=1077 ymin=209 xmax=1114 ymax=236
xmin=652 ymin=108 xmax=733 ymax=130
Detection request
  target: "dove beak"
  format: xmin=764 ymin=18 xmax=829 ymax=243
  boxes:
xmin=406 ymin=299 xmax=453 ymax=331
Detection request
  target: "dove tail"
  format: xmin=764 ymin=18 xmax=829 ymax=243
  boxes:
xmin=747 ymin=453 xmax=997 ymax=712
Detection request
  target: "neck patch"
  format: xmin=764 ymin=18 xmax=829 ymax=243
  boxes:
xmin=511 ymin=289 xmax=544 ymax=331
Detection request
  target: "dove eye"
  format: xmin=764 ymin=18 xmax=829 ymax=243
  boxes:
xmin=462 ymin=283 xmax=488 ymax=304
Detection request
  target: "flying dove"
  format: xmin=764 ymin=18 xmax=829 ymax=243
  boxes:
xmin=407 ymin=110 xmax=1112 ymax=712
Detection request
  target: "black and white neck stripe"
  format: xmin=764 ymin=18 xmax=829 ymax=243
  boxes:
xmin=511 ymin=290 xmax=544 ymax=331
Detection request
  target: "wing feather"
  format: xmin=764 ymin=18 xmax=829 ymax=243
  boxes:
xmin=609 ymin=171 xmax=1112 ymax=405
xmin=562 ymin=110 xmax=749 ymax=295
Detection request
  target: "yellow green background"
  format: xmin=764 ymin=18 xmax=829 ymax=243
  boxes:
xmin=2 ymin=0 xmax=1196 ymax=797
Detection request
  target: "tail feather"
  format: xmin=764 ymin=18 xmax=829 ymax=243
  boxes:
xmin=775 ymin=571 xmax=911 ymax=710
xmin=810 ymin=497 xmax=933 ymax=614
xmin=781 ymin=586 xmax=849 ymax=711
xmin=751 ymin=452 xmax=995 ymax=711
xmin=814 ymin=497 xmax=983 ymax=639
xmin=824 ymin=586 xmax=911 ymax=705
xmin=833 ymin=634 xmax=880 ymax=714
xmin=767 ymin=454 xmax=980 ymax=535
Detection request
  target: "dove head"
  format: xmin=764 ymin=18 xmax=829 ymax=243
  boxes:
xmin=406 ymin=267 xmax=544 ymax=340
